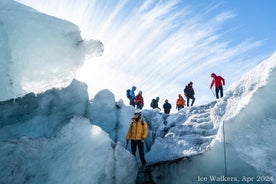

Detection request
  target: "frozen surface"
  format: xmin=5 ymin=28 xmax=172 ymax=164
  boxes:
xmin=0 ymin=79 xmax=88 ymax=139
xmin=0 ymin=0 xmax=103 ymax=101
xmin=0 ymin=117 xmax=137 ymax=184
xmin=150 ymin=54 xmax=276 ymax=184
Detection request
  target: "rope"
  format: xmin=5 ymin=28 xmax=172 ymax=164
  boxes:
xmin=222 ymin=120 xmax=228 ymax=184
xmin=112 ymin=105 xmax=120 ymax=184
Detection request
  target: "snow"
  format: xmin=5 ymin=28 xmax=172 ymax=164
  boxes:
xmin=0 ymin=1 xmax=276 ymax=184
xmin=150 ymin=57 xmax=276 ymax=183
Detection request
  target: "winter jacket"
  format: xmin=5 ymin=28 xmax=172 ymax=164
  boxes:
xmin=126 ymin=117 xmax=148 ymax=140
xmin=176 ymin=95 xmax=185 ymax=107
xmin=184 ymin=84 xmax=195 ymax=98
xmin=210 ymin=74 xmax=225 ymax=88
xmin=135 ymin=94 xmax=144 ymax=105
xmin=130 ymin=86 xmax=136 ymax=99
xmin=163 ymin=102 xmax=172 ymax=111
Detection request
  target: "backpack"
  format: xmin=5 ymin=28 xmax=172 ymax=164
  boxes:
xmin=126 ymin=89 xmax=131 ymax=99
xmin=150 ymin=99 xmax=157 ymax=108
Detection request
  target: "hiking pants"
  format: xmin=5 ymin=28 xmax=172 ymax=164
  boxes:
xmin=215 ymin=86 xmax=223 ymax=99
xmin=129 ymin=98 xmax=135 ymax=107
xmin=136 ymin=103 xmax=143 ymax=109
xmin=177 ymin=105 xmax=184 ymax=111
xmin=164 ymin=109 xmax=170 ymax=114
xmin=186 ymin=96 xmax=195 ymax=106
xmin=131 ymin=140 xmax=146 ymax=165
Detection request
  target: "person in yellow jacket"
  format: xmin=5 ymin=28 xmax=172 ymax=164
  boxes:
xmin=176 ymin=94 xmax=185 ymax=111
xmin=126 ymin=111 xmax=148 ymax=167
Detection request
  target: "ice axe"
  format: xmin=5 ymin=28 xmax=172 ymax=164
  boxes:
xmin=125 ymin=140 xmax=129 ymax=149
xmin=210 ymin=88 xmax=215 ymax=97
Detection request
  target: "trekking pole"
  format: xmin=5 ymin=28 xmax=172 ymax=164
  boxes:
xmin=125 ymin=140 xmax=129 ymax=149
xmin=210 ymin=88 xmax=215 ymax=97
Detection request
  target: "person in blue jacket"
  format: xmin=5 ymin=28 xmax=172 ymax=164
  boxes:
xmin=129 ymin=86 xmax=136 ymax=107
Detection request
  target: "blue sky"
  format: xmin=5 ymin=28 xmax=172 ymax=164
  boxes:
xmin=222 ymin=0 xmax=276 ymax=55
xmin=16 ymin=0 xmax=276 ymax=111
xmin=180 ymin=0 xmax=276 ymax=56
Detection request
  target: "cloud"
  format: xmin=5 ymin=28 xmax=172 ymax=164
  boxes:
xmin=215 ymin=11 xmax=236 ymax=23
xmin=16 ymin=0 xmax=264 ymax=109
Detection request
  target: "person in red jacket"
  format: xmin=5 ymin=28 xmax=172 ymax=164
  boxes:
xmin=210 ymin=73 xmax=225 ymax=99
xmin=135 ymin=91 xmax=144 ymax=109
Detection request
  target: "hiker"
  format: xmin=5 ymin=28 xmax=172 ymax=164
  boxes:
xmin=128 ymin=86 xmax=136 ymax=107
xmin=176 ymin=94 xmax=185 ymax=111
xmin=210 ymin=73 xmax=225 ymax=99
xmin=126 ymin=111 xmax=148 ymax=168
xmin=135 ymin=91 xmax=144 ymax=109
xmin=184 ymin=82 xmax=195 ymax=107
xmin=150 ymin=97 xmax=161 ymax=110
xmin=163 ymin=99 xmax=172 ymax=114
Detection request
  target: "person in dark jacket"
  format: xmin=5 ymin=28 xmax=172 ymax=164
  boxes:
xmin=163 ymin=99 xmax=172 ymax=114
xmin=210 ymin=73 xmax=225 ymax=99
xmin=135 ymin=91 xmax=144 ymax=109
xmin=184 ymin=82 xmax=195 ymax=107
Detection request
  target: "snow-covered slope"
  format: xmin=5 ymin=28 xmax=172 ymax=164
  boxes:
xmin=150 ymin=53 xmax=276 ymax=184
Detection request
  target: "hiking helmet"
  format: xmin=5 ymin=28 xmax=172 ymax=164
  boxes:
xmin=189 ymin=81 xmax=193 ymax=85
xmin=156 ymin=97 xmax=160 ymax=100
xmin=139 ymin=91 xmax=142 ymax=94
xmin=211 ymin=73 xmax=215 ymax=77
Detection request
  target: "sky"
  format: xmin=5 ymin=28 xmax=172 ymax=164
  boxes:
xmin=15 ymin=0 xmax=276 ymax=111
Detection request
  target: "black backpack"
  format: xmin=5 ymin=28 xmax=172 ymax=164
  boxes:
xmin=150 ymin=99 xmax=157 ymax=108
xmin=126 ymin=89 xmax=131 ymax=99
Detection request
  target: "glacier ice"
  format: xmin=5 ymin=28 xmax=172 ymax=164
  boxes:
xmin=0 ymin=0 xmax=103 ymax=101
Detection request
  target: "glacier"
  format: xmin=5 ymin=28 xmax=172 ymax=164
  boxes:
xmin=1 ymin=57 xmax=275 ymax=183
xmin=0 ymin=0 xmax=103 ymax=101
xmin=0 ymin=1 xmax=275 ymax=184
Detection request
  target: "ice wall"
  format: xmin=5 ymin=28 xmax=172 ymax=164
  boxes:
xmin=86 ymin=89 xmax=118 ymax=140
xmin=0 ymin=80 xmax=138 ymax=184
xmin=0 ymin=116 xmax=137 ymax=184
xmin=0 ymin=79 xmax=89 ymax=139
xmin=0 ymin=0 xmax=103 ymax=101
